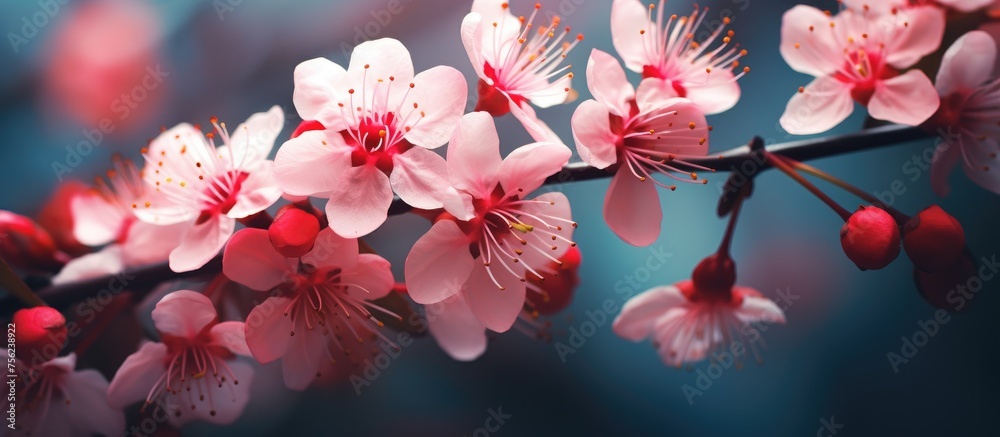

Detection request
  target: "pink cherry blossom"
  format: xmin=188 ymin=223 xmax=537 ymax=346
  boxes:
xmin=54 ymin=156 xmax=186 ymax=284
xmin=613 ymin=280 xmax=785 ymax=368
xmin=134 ymin=106 xmax=285 ymax=272
xmin=571 ymin=49 xmax=710 ymax=247
xmin=928 ymin=31 xmax=1000 ymax=196
xmin=222 ymin=227 xmax=395 ymax=390
xmin=611 ymin=0 xmax=748 ymax=114
xmin=405 ymin=112 xmax=574 ymax=335
xmin=779 ymin=5 xmax=944 ymax=134
xmin=462 ymin=0 xmax=581 ymax=142
xmin=107 ymin=290 xmax=253 ymax=425
xmin=842 ymin=0 xmax=993 ymax=14
xmin=1 ymin=351 xmax=124 ymax=437
xmin=275 ymin=38 xmax=466 ymax=238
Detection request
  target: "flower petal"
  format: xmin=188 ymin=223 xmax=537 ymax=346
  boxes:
xmin=325 ymin=164 xmax=393 ymax=238
xmin=884 ymin=6 xmax=945 ymax=69
xmin=152 ymin=290 xmax=218 ymax=338
xmin=71 ymin=192 xmax=124 ymax=246
xmin=604 ymin=167 xmax=662 ymax=247
xmin=587 ymin=49 xmax=635 ymax=116
xmin=779 ymin=75 xmax=854 ymax=135
xmin=223 ymin=228 xmax=290 ymax=291
xmin=498 ymin=141 xmax=572 ymax=195
xmin=462 ymin=262 xmax=526 ymax=333
xmin=571 ymin=99 xmax=619 ymax=169
xmin=390 ymin=147 xmax=449 ymax=210
xmin=62 ymin=368 xmax=125 ymax=437
xmin=280 ymin=327 xmax=327 ymax=391
xmin=244 ymin=296 xmax=295 ymax=364
xmin=107 ymin=342 xmax=168 ymax=409
xmin=300 ymin=227 xmax=359 ymax=270
xmin=447 ymin=112 xmax=502 ymax=199
xmin=427 ymin=294 xmax=488 ymax=361
xmin=509 ymin=98 xmax=563 ymax=143
xmin=227 ymin=160 xmax=282 ymax=219
xmin=613 ymin=285 xmax=688 ymax=341
xmin=51 ymin=245 xmax=125 ymax=285
xmin=120 ymin=220 xmax=187 ymax=267
xmin=610 ymin=0 xmax=652 ymax=72
xmin=170 ymin=361 xmax=253 ymax=425
xmin=683 ymin=68 xmax=741 ymax=115
xmin=868 ymin=70 xmax=940 ymax=126
xmin=461 ymin=12 xmax=486 ymax=80
xmin=341 ymin=253 xmax=395 ymax=301
xmin=779 ymin=5 xmax=843 ymax=77
xmin=734 ymin=291 xmax=786 ymax=324
xmin=274 ymin=129 xmax=353 ymax=197
xmin=348 ymin=38 xmax=414 ymax=88
xmin=168 ymin=214 xmax=235 ymax=273
xmin=293 ymin=57 xmax=349 ymax=129
xmin=930 ymin=140 xmax=960 ymax=197
xmin=405 ymin=219 xmax=475 ymax=304
xmin=936 ymin=30 xmax=997 ymax=96
xmin=210 ymin=321 xmax=252 ymax=356
xmin=402 ymin=66 xmax=468 ymax=149
xmin=228 ymin=106 xmax=284 ymax=166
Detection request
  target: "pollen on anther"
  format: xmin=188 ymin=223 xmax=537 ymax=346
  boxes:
xmin=688 ymin=122 xmax=697 ymax=129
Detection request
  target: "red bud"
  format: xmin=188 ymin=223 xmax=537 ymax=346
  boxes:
xmin=12 ymin=306 xmax=67 ymax=365
xmin=913 ymin=251 xmax=977 ymax=311
xmin=840 ymin=205 xmax=900 ymax=270
xmin=903 ymin=205 xmax=965 ymax=273
xmin=690 ymin=253 xmax=736 ymax=302
xmin=0 ymin=211 xmax=62 ymax=271
xmin=527 ymin=246 xmax=582 ymax=315
xmin=268 ymin=205 xmax=321 ymax=258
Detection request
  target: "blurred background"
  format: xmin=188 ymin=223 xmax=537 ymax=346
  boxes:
xmin=1 ymin=0 xmax=999 ymax=435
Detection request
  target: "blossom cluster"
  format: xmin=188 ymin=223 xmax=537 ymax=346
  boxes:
xmin=1 ymin=0 xmax=998 ymax=434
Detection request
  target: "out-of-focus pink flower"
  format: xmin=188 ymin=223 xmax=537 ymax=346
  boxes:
xmin=613 ymin=278 xmax=785 ymax=368
xmin=461 ymin=0 xmax=580 ymax=141
xmin=0 ymin=211 xmax=63 ymax=271
xmin=108 ymin=290 xmax=253 ymax=426
xmin=133 ymin=106 xmax=285 ymax=272
xmin=571 ymin=49 xmax=710 ymax=246
xmin=405 ymin=112 xmax=574 ymax=351
xmin=222 ymin=228 xmax=394 ymax=390
xmin=842 ymin=0 xmax=993 ymax=14
xmin=275 ymin=38 xmax=466 ymax=238
xmin=53 ymin=157 xmax=187 ymax=284
xmin=2 ymin=351 xmax=124 ymax=437
xmin=43 ymin=0 xmax=163 ymax=128
xmin=778 ymin=5 xmax=943 ymax=134
xmin=928 ymin=30 xmax=1000 ymax=196
xmin=36 ymin=181 xmax=90 ymax=258
xmin=611 ymin=0 xmax=748 ymax=114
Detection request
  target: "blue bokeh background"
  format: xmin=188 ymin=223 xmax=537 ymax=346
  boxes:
xmin=2 ymin=0 xmax=999 ymax=435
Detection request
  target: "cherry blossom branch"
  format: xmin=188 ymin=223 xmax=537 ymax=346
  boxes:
xmin=3 ymin=124 xmax=931 ymax=314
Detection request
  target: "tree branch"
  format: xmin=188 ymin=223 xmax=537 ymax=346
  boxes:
xmin=1 ymin=125 xmax=931 ymax=314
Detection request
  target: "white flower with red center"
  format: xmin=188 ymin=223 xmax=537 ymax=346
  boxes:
xmin=778 ymin=5 xmax=944 ymax=135
xmin=135 ymin=106 xmax=285 ymax=273
xmin=53 ymin=156 xmax=186 ymax=284
xmin=843 ymin=0 xmax=993 ymax=14
xmin=572 ymin=49 xmax=710 ymax=247
xmin=274 ymin=38 xmax=467 ymax=238
xmin=222 ymin=227 xmax=395 ymax=390
xmin=405 ymin=112 xmax=574 ymax=334
xmin=462 ymin=0 xmax=582 ymax=142
xmin=928 ymin=31 xmax=1000 ymax=196
xmin=1 ymin=351 xmax=124 ymax=437
xmin=611 ymin=0 xmax=749 ymax=115
xmin=107 ymin=290 xmax=254 ymax=425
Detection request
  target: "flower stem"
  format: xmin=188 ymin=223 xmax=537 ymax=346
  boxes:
xmin=787 ymin=160 xmax=911 ymax=223
xmin=765 ymin=152 xmax=852 ymax=221
xmin=717 ymin=191 xmax=744 ymax=259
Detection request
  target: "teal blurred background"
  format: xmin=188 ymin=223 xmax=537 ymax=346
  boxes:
xmin=1 ymin=0 xmax=999 ymax=435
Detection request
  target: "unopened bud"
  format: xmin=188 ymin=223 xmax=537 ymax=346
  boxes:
xmin=840 ymin=205 xmax=900 ymax=271
xmin=903 ymin=205 xmax=965 ymax=273
xmin=268 ymin=205 xmax=321 ymax=258
xmin=12 ymin=306 xmax=67 ymax=365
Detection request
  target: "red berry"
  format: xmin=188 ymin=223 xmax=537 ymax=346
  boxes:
xmin=12 ymin=306 xmax=67 ymax=366
xmin=690 ymin=253 xmax=736 ymax=302
xmin=268 ymin=205 xmax=321 ymax=258
xmin=903 ymin=205 xmax=965 ymax=273
xmin=913 ymin=251 xmax=976 ymax=311
xmin=840 ymin=205 xmax=900 ymax=270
